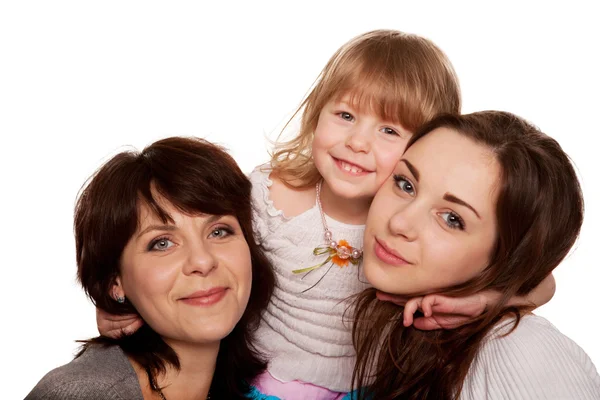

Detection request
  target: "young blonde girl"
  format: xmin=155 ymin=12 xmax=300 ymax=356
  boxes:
xmin=98 ymin=30 xmax=553 ymax=399
xmin=248 ymin=30 xmax=461 ymax=398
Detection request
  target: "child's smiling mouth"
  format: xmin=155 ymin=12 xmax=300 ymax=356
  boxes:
xmin=332 ymin=156 xmax=372 ymax=176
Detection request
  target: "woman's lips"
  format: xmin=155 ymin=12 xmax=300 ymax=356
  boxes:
xmin=180 ymin=287 xmax=228 ymax=306
xmin=374 ymin=237 xmax=411 ymax=266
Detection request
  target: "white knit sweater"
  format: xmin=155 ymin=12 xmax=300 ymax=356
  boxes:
xmin=250 ymin=167 xmax=370 ymax=391
xmin=460 ymin=315 xmax=600 ymax=399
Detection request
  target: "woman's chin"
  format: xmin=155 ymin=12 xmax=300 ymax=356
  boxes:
xmin=364 ymin=261 xmax=400 ymax=294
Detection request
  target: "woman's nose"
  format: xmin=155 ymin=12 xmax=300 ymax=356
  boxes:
xmin=388 ymin=202 xmax=420 ymax=242
xmin=182 ymin=241 xmax=217 ymax=276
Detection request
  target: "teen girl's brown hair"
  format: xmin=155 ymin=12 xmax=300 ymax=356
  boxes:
xmin=352 ymin=111 xmax=584 ymax=399
xmin=271 ymin=29 xmax=461 ymax=188
xmin=75 ymin=137 xmax=275 ymax=399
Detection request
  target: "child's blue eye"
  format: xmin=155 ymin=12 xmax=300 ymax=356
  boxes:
xmin=382 ymin=127 xmax=399 ymax=136
xmin=339 ymin=112 xmax=354 ymax=122
xmin=393 ymin=175 xmax=415 ymax=196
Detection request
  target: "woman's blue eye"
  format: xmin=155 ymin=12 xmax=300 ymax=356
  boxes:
xmin=440 ymin=212 xmax=465 ymax=230
xmin=149 ymin=238 xmax=174 ymax=251
xmin=209 ymin=226 xmax=233 ymax=239
xmin=339 ymin=112 xmax=354 ymax=122
xmin=393 ymin=175 xmax=415 ymax=196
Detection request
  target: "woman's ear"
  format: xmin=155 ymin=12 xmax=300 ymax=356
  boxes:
xmin=111 ymin=276 xmax=126 ymax=304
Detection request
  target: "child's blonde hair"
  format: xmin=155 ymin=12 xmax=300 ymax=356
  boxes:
xmin=271 ymin=29 xmax=461 ymax=188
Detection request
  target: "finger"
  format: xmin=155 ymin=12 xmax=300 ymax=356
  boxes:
xmin=99 ymin=315 xmax=142 ymax=338
xmin=403 ymin=297 xmax=422 ymax=327
xmin=425 ymin=295 xmax=461 ymax=314
xmin=431 ymin=298 xmax=485 ymax=317
xmin=108 ymin=313 xmax=141 ymax=323
xmin=106 ymin=319 xmax=143 ymax=339
xmin=421 ymin=296 xmax=435 ymax=318
xmin=121 ymin=319 xmax=144 ymax=336
xmin=413 ymin=314 xmax=468 ymax=330
xmin=412 ymin=317 xmax=443 ymax=330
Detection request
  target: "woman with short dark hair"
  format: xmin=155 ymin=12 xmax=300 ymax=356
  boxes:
xmin=26 ymin=137 xmax=275 ymax=400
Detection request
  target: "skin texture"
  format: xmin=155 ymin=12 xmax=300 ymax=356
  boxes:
xmin=364 ymin=128 xmax=501 ymax=295
xmin=312 ymin=95 xmax=412 ymax=223
xmin=113 ymin=193 xmax=253 ymax=346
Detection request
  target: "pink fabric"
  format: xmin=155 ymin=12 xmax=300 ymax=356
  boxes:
xmin=253 ymin=370 xmax=347 ymax=400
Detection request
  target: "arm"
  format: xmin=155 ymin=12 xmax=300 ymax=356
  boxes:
xmin=377 ymin=274 xmax=556 ymax=330
xmin=508 ymin=273 xmax=555 ymax=308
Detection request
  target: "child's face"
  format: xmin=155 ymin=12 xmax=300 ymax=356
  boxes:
xmin=363 ymin=128 xmax=500 ymax=295
xmin=312 ymin=95 xmax=412 ymax=202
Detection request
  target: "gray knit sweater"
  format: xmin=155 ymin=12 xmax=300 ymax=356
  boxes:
xmin=25 ymin=345 xmax=143 ymax=400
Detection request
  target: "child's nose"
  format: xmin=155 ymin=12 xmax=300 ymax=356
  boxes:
xmin=345 ymin=125 xmax=371 ymax=153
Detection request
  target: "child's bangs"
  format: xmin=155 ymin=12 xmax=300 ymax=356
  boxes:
xmin=330 ymin=71 xmax=426 ymax=132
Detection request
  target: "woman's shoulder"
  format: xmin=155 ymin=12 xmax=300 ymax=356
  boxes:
xmin=485 ymin=314 xmax=592 ymax=358
xmin=25 ymin=345 xmax=142 ymax=400
xmin=462 ymin=314 xmax=600 ymax=399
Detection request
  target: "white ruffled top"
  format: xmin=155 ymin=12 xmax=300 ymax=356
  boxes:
xmin=250 ymin=166 xmax=370 ymax=392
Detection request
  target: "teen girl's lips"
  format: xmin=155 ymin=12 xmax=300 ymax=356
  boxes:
xmin=180 ymin=287 xmax=228 ymax=306
xmin=332 ymin=156 xmax=372 ymax=176
xmin=374 ymin=237 xmax=412 ymax=266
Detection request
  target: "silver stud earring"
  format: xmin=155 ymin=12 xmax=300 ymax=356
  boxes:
xmin=116 ymin=295 xmax=125 ymax=304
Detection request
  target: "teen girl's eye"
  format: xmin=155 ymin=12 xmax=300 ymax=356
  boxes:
xmin=209 ymin=225 xmax=235 ymax=239
xmin=393 ymin=175 xmax=416 ymax=196
xmin=338 ymin=111 xmax=354 ymax=122
xmin=439 ymin=211 xmax=465 ymax=230
xmin=148 ymin=237 xmax=175 ymax=252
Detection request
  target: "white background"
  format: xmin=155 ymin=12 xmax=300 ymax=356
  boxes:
xmin=1 ymin=1 xmax=599 ymax=398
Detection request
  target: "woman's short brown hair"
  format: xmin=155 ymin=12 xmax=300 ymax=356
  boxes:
xmin=75 ymin=136 xmax=275 ymax=399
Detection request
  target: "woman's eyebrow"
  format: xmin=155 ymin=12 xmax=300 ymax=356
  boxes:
xmin=443 ymin=193 xmax=481 ymax=219
xmin=136 ymin=224 xmax=177 ymax=239
xmin=400 ymin=159 xmax=419 ymax=181
xmin=136 ymin=214 xmax=225 ymax=239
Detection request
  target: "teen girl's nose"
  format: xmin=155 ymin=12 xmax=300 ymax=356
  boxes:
xmin=182 ymin=239 xmax=217 ymax=276
xmin=345 ymin=122 xmax=371 ymax=153
xmin=388 ymin=201 xmax=420 ymax=242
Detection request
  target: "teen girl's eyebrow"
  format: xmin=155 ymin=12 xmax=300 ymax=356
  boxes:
xmin=400 ymin=159 xmax=420 ymax=181
xmin=443 ymin=193 xmax=481 ymax=219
